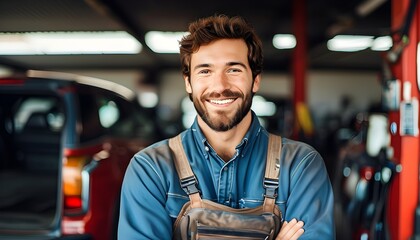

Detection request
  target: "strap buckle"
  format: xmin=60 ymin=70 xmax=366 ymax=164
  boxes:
xmin=263 ymin=178 xmax=279 ymax=199
xmin=180 ymin=176 xmax=200 ymax=195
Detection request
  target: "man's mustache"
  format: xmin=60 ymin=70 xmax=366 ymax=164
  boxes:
xmin=204 ymin=89 xmax=243 ymax=99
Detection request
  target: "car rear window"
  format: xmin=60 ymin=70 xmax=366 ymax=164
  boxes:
xmin=0 ymin=93 xmax=64 ymax=231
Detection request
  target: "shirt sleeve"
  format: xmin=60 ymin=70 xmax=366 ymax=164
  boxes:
xmin=118 ymin=153 xmax=172 ymax=240
xmin=284 ymin=150 xmax=335 ymax=239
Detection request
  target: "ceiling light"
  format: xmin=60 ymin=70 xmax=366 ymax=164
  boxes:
xmin=371 ymin=36 xmax=393 ymax=51
xmin=327 ymin=35 xmax=374 ymax=52
xmin=0 ymin=31 xmax=142 ymax=55
xmin=272 ymin=34 xmax=296 ymax=49
xmin=145 ymin=31 xmax=188 ymax=53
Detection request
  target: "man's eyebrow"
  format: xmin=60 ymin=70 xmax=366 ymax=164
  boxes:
xmin=226 ymin=62 xmax=247 ymax=68
xmin=192 ymin=62 xmax=247 ymax=71
xmin=193 ymin=63 xmax=212 ymax=71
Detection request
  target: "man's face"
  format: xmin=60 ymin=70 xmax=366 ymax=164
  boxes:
xmin=185 ymin=39 xmax=260 ymax=132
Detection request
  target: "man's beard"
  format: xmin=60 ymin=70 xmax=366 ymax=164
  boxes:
xmin=191 ymin=89 xmax=253 ymax=132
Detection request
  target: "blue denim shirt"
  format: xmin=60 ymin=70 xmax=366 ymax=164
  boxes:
xmin=118 ymin=112 xmax=335 ymax=239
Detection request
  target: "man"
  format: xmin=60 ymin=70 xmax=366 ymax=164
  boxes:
xmin=118 ymin=15 xmax=334 ymax=239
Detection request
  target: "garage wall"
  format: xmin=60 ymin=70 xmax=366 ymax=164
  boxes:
xmin=307 ymin=71 xmax=381 ymax=125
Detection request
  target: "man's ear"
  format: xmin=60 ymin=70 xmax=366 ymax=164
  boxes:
xmin=252 ymin=74 xmax=261 ymax=93
xmin=184 ymin=76 xmax=192 ymax=94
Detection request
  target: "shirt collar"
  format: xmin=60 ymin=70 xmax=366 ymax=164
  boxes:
xmin=189 ymin=110 xmax=264 ymax=157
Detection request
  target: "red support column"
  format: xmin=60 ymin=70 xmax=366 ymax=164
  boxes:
xmin=388 ymin=0 xmax=420 ymax=239
xmin=292 ymin=0 xmax=308 ymax=139
xmin=292 ymin=0 xmax=307 ymax=104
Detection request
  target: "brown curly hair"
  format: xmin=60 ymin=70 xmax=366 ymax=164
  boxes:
xmin=179 ymin=15 xmax=263 ymax=81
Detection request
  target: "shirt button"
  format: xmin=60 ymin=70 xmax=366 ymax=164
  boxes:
xmin=224 ymin=167 xmax=228 ymax=171
xmin=204 ymin=146 xmax=209 ymax=152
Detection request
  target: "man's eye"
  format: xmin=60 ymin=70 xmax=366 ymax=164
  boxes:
xmin=227 ymin=68 xmax=241 ymax=73
xmin=198 ymin=69 xmax=210 ymax=74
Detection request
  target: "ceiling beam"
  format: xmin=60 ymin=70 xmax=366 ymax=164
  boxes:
xmin=84 ymin=0 xmax=160 ymax=65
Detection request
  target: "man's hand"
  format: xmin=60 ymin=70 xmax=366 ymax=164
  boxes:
xmin=276 ymin=218 xmax=304 ymax=240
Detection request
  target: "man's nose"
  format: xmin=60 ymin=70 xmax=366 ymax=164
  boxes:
xmin=212 ymin=71 xmax=231 ymax=91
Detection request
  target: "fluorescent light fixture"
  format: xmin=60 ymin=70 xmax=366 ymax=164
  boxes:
xmin=0 ymin=31 xmax=142 ymax=55
xmin=327 ymin=35 xmax=374 ymax=52
xmin=272 ymin=34 xmax=296 ymax=49
xmin=371 ymin=36 xmax=393 ymax=51
xmin=145 ymin=31 xmax=188 ymax=53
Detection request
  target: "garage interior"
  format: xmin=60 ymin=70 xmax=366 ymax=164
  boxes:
xmin=0 ymin=0 xmax=419 ymax=239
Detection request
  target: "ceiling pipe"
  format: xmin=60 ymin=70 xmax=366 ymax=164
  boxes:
xmin=327 ymin=0 xmax=388 ymax=36
xmin=357 ymin=0 xmax=388 ymax=17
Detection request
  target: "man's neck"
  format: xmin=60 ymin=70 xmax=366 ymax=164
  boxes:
xmin=198 ymin=112 xmax=252 ymax=162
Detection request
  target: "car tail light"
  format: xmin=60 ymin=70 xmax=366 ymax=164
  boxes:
xmin=63 ymin=155 xmax=98 ymax=215
xmin=0 ymin=79 xmax=24 ymax=85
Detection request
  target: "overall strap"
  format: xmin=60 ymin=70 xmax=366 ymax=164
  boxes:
xmin=263 ymin=134 xmax=282 ymax=213
xmin=168 ymin=134 xmax=202 ymax=208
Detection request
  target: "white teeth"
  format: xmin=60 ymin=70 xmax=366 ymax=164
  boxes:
xmin=210 ymin=99 xmax=234 ymax=105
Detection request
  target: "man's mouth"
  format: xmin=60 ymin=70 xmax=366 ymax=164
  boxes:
xmin=209 ymin=98 xmax=235 ymax=105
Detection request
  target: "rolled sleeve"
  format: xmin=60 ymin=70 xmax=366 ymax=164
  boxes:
xmin=118 ymin=153 xmax=172 ymax=240
xmin=284 ymin=151 xmax=335 ymax=239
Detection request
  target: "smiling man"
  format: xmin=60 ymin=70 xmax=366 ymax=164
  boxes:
xmin=118 ymin=15 xmax=335 ymax=240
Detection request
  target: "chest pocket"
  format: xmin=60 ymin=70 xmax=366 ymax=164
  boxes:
xmin=239 ymin=198 xmax=264 ymax=209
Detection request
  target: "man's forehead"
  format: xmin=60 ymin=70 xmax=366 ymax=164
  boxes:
xmin=190 ymin=39 xmax=249 ymax=67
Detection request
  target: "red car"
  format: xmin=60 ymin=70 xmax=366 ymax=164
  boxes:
xmin=0 ymin=70 xmax=159 ymax=239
